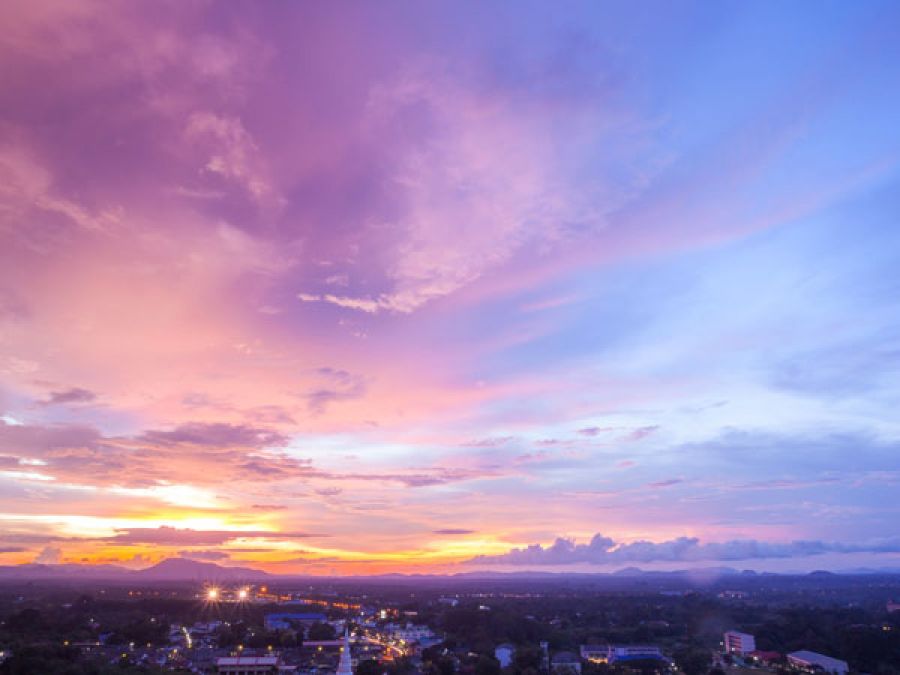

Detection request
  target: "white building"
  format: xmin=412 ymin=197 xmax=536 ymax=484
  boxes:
xmin=787 ymin=651 xmax=848 ymax=675
xmin=495 ymin=644 xmax=515 ymax=668
xmin=724 ymin=631 xmax=756 ymax=655
xmin=337 ymin=628 xmax=354 ymax=675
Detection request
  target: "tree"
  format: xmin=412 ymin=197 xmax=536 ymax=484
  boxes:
xmin=476 ymin=655 xmax=502 ymax=675
xmin=308 ymin=622 xmax=337 ymax=640
xmin=513 ymin=647 xmax=544 ymax=673
xmin=673 ymin=648 xmax=711 ymax=675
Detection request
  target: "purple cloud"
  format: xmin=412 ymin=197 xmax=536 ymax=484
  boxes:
xmin=39 ymin=387 xmax=97 ymax=406
xmin=470 ymin=533 xmax=900 ymax=565
xmin=179 ymin=549 xmax=230 ymax=561
xmin=109 ymin=527 xmax=324 ymax=546
xmin=139 ymin=423 xmax=288 ymax=447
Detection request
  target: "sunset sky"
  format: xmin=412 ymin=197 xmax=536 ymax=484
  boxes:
xmin=2 ymin=1 xmax=900 ymax=575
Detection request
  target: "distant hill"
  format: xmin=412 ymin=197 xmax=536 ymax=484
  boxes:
xmin=133 ymin=557 xmax=270 ymax=581
xmin=0 ymin=558 xmax=270 ymax=582
xmin=3 ymin=560 xmax=900 ymax=582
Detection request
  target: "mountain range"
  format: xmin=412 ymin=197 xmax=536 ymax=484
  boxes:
xmin=1 ymin=559 xmax=899 ymax=581
xmin=0 ymin=557 xmax=270 ymax=581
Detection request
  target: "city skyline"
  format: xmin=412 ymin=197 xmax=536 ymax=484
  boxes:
xmin=1 ymin=1 xmax=900 ymax=575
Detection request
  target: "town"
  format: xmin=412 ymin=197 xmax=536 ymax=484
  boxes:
xmin=1 ymin=572 xmax=898 ymax=674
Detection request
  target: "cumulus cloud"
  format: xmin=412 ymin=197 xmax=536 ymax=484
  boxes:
xmin=34 ymin=545 xmax=63 ymax=564
xmin=469 ymin=533 xmax=900 ymax=565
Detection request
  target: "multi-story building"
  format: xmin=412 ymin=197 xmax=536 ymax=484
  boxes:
xmin=724 ymin=631 xmax=756 ymax=655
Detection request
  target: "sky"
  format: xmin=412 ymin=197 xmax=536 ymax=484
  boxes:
xmin=1 ymin=0 xmax=900 ymax=576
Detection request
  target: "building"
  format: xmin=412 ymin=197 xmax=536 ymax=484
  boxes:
xmin=216 ymin=655 xmax=281 ymax=674
xmin=337 ymin=628 xmax=354 ymax=675
xmin=264 ymin=613 xmax=328 ymax=631
xmin=787 ymin=650 xmax=849 ymax=675
xmin=540 ymin=642 xmax=550 ymax=671
xmin=580 ymin=645 xmax=664 ymax=664
xmin=551 ymin=652 xmax=582 ymax=674
xmin=386 ymin=623 xmax=436 ymax=642
xmin=724 ymin=631 xmax=756 ymax=655
xmin=495 ymin=644 xmax=515 ymax=668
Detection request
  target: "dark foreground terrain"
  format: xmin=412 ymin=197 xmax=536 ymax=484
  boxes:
xmin=1 ymin=571 xmax=899 ymax=674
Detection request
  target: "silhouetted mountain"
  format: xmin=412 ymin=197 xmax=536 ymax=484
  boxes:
xmin=836 ymin=566 xmax=900 ymax=575
xmin=613 ymin=567 xmax=645 ymax=576
xmin=132 ymin=558 xmax=270 ymax=581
